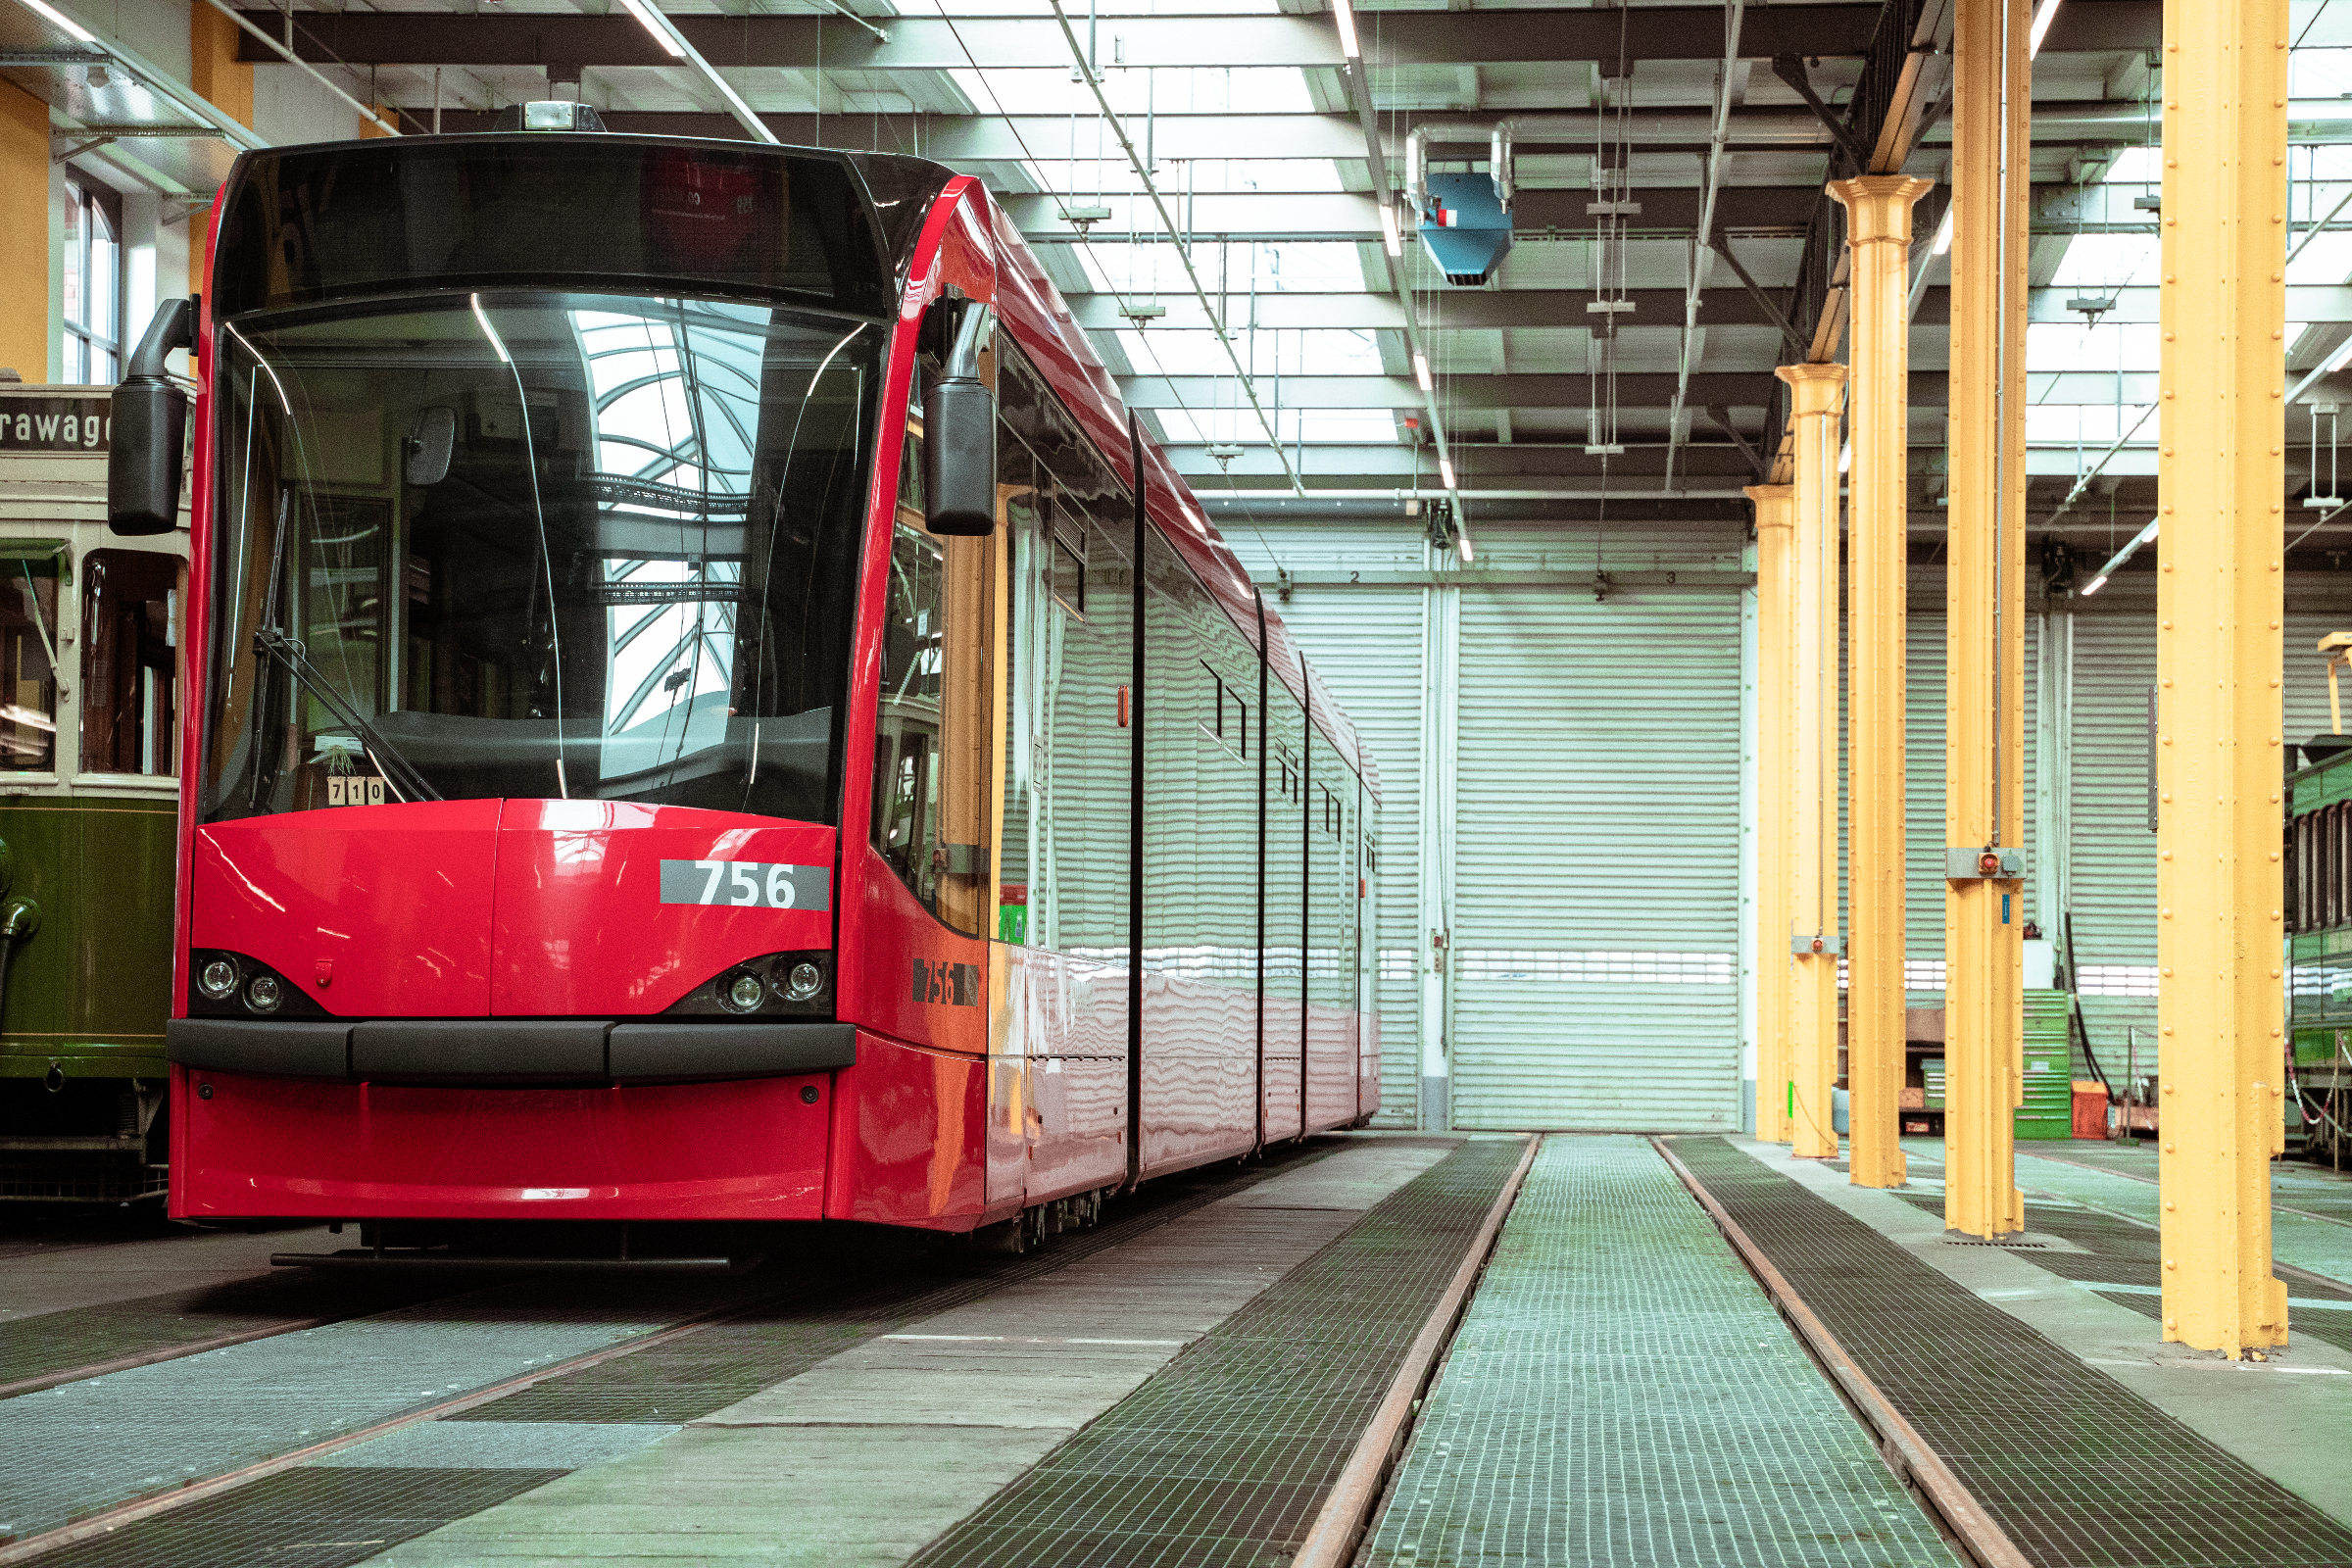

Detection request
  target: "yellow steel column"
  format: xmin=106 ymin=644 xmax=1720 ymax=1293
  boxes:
xmin=0 ymin=82 xmax=45 ymax=382
xmin=1834 ymin=175 xmax=1932 ymax=1190
xmin=188 ymin=3 xmax=254 ymax=295
xmin=2155 ymin=0 xmax=2290 ymax=1355
xmin=1944 ymin=0 xmax=2029 ymax=1240
xmin=1780 ymin=363 xmax=1846 ymax=1159
xmin=1750 ymin=482 xmax=1796 ymax=1143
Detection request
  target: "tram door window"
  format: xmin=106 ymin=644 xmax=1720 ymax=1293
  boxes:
xmin=0 ymin=558 xmax=59 ymax=771
xmin=997 ymin=440 xmax=1041 ymax=944
xmin=82 ymin=550 xmax=180 ymax=775
xmin=872 ymin=384 xmax=997 ymax=938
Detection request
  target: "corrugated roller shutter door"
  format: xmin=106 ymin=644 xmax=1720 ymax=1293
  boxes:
xmin=2070 ymin=610 xmax=2159 ymax=1054
xmin=1272 ymin=584 xmax=1426 ymax=1125
xmin=1450 ymin=585 xmax=1743 ymax=1130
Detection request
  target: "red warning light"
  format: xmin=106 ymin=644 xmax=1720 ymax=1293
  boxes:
xmin=1978 ymin=851 xmax=2001 ymax=875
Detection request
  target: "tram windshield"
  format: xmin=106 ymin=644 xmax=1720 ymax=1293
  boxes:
xmin=202 ymin=292 xmax=877 ymax=823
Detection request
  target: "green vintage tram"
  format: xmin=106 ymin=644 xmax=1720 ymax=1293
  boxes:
xmin=0 ymin=384 xmax=182 ymax=1200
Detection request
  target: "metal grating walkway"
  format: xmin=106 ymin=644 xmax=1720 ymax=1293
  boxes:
xmin=24 ymin=1141 xmax=1347 ymax=1568
xmin=451 ymin=1140 xmax=1350 ymax=1427
xmin=1360 ymin=1135 xmax=1958 ymax=1568
xmin=1672 ymin=1137 xmax=2352 ymax=1568
xmin=902 ymin=1137 xmax=1526 ymax=1568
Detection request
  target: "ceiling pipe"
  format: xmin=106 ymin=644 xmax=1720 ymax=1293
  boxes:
xmin=1405 ymin=115 xmax=1600 ymax=218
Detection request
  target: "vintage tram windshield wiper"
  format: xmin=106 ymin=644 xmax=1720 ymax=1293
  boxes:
xmin=252 ymin=628 xmax=441 ymax=804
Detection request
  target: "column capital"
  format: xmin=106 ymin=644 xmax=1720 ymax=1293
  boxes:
xmin=1775 ymin=361 xmax=1847 ymax=416
xmin=1828 ymin=174 xmax=1936 ymax=247
xmin=1744 ymin=483 xmax=1794 ymax=525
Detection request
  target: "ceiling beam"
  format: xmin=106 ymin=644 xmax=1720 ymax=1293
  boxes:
xmin=1069 ymin=285 xmax=2352 ymax=330
xmin=1117 ymin=368 xmax=2154 ymax=409
xmin=401 ymin=100 xmax=2190 ymax=160
xmin=229 ymin=6 xmax=1940 ymax=72
xmin=1005 ymin=185 xmax=1944 ymax=241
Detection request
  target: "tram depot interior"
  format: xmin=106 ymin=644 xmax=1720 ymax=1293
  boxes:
xmin=4 ymin=0 xmax=2352 ymax=1565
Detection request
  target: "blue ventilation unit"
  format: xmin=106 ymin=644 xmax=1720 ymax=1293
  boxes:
xmin=1417 ymin=172 xmax=1513 ymax=286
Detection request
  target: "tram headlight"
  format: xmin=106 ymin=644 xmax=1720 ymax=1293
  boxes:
xmin=245 ymin=973 xmax=285 ymax=1014
xmin=786 ymin=961 xmax=824 ymax=1002
xmin=198 ymin=957 xmax=240 ymax=1001
xmin=722 ymin=969 xmax=766 ymax=1013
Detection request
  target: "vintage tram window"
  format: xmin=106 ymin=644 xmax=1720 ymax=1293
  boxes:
xmin=0 ymin=558 xmax=59 ymax=771
xmin=82 ymin=550 xmax=180 ymax=775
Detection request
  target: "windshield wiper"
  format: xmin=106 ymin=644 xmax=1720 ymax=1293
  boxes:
xmin=253 ymin=628 xmax=441 ymax=804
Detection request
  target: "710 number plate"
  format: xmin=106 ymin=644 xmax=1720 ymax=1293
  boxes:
xmin=659 ymin=859 xmax=831 ymax=911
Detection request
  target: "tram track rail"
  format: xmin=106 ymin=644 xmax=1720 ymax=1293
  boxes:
xmin=1653 ymin=1136 xmax=2034 ymax=1568
xmin=0 ymin=1142 xmax=1352 ymax=1564
xmin=0 ymin=1294 xmax=760 ymax=1564
xmin=0 ymin=1316 xmax=339 ymax=1403
xmin=1288 ymin=1133 xmax=1540 ymax=1568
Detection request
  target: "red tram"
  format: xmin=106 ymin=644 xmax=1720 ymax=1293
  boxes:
xmin=106 ymin=112 xmax=1381 ymax=1246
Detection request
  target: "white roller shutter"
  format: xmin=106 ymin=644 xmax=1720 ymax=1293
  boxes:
xmin=1272 ymin=582 xmax=1426 ymax=1126
xmin=2069 ymin=607 xmax=2159 ymax=1057
xmin=1449 ymin=582 xmax=1743 ymax=1130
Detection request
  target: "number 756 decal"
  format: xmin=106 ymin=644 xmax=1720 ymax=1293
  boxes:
xmin=659 ymin=859 xmax=832 ymax=911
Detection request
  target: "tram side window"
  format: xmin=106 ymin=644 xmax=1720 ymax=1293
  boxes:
xmin=871 ymin=396 xmax=996 ymax=937
xmin=82 ymin=551 xmax=180 ymax=775
xmin=0 ymin=558 xmax=59 ymax=771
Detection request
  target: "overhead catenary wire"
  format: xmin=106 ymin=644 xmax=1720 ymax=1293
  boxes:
xmin=922 ymin=5 xmax=1290 ymax=572
xmin=1037 ymin=0 xmax=1303 ymax=493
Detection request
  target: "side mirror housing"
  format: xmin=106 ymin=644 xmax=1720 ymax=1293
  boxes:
xmin=108 ymin=298 xmax=197 ymax=537
xmin=922 ymin=378 xmax=996 ymax=537
xmin=921 ymin=299 xmax=996 ymax=538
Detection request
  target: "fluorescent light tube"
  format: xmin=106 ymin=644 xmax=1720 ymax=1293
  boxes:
xmin=1378 ymin=202 xmax=1401 ymax=258
xmin=2080 ymin=573 xmax=2108 ymax=596
xmin=2029 ymin=0 xmax=2063 ymax=59
xmin=1931 ymin=209 xmax=1954 ymax=257
xmin=618 ymin=0 xmax=687 ymax=58
xmin=1457 ymin=534 xmax=1473 ymax=563
xmin=1331 ymin=0 xmax=1360 ymax=61
xmin=1438 ymin=455 xmax=1456 ymax=489
xmin=21 ymin=0 xmax=98 ymax=43
xmin=1413 ymin=354 xmax=1433 ymax=392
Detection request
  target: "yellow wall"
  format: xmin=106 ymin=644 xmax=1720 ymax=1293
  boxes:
xmin=0 ymin=81 xmax=47 ymax=381
xmin=187 ymin=3 xmax=253 ymax=295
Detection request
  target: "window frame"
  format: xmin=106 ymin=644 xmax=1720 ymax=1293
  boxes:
xmin=61 ymin=178 xmax=122 ymax=385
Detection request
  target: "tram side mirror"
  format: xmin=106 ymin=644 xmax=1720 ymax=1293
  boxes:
xmin=108 ymin=296 xmax=197 ymax=537
xmin=404 ymin=406 xmax=457 ymax=487
xmin=922 ymin=301 xmax=996 ymax=538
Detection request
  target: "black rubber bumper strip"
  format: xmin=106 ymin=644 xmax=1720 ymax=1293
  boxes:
xmin=168 ymin=1017 xmax=857 ymax=1083
xmin=353 ymin=1018 xmax=611 ymax=1079
xmin=608 ymin=1021 xmax=856 ymax=1080
xmin=168 ymin=1017 xmax=350 ymax=1078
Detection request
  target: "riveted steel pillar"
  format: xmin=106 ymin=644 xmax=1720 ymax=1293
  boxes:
xmin=1750 ymin=482 xmax=1796 ymax=1144
xmin=188 ymin=2 xmax=254 ymax=296
xmin=1779 ymin=364 xmax=1845 ymax=1159
xmin=1945 ymin=0 xmax=2029 ymax=1240
xmin=1833 ymin=176 xmax=1933 ymax=1190
xmin=2155 ymin=0 xmax=2290 ymax=1355
xmin=0 ymin=83 xmax=44 ymax=382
